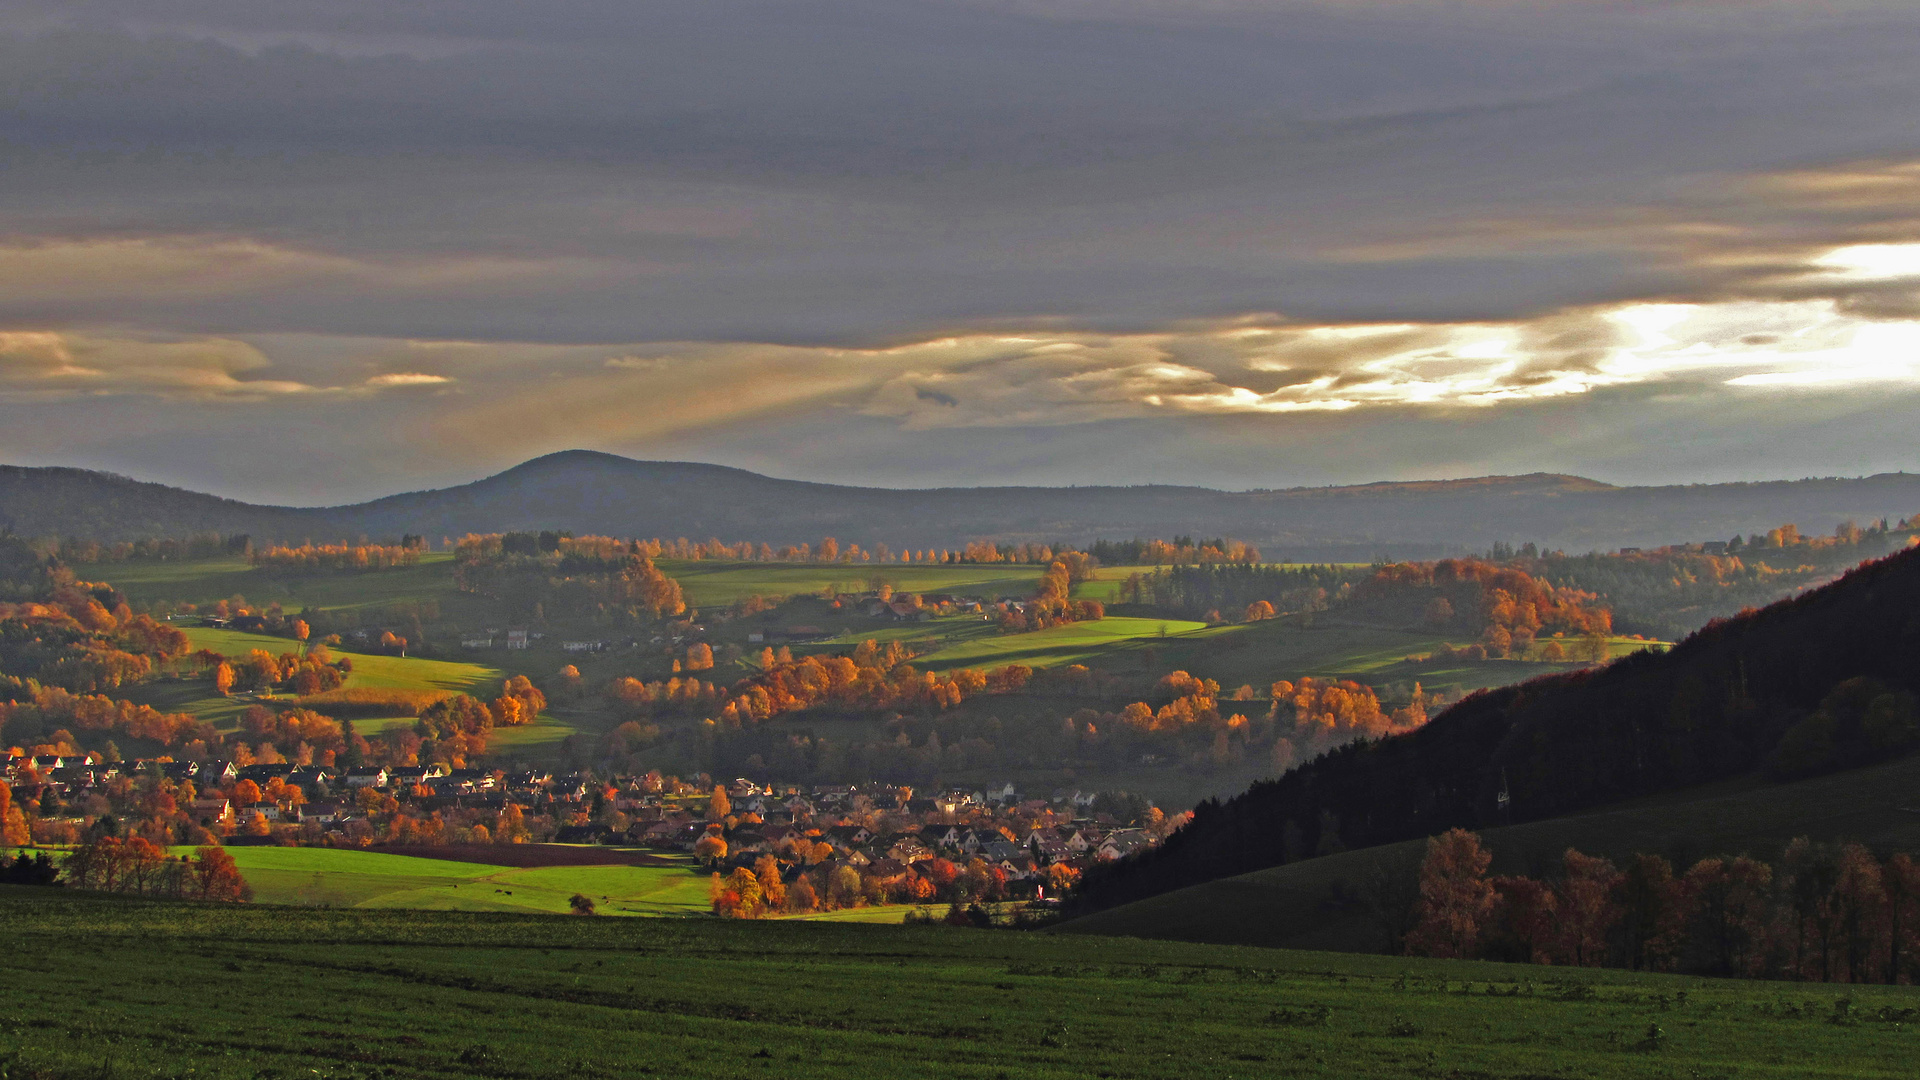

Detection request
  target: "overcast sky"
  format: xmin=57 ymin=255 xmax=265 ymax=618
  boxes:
xmin=3 ymin=0 xmax=1920 ymax=503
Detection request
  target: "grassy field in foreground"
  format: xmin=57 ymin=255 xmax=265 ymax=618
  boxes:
xmin=170 ymin=846 xmax=716 ymax=917
xmin=1060 ymin=753 xmax=1920 ymax=955
xmin=6 ymin=889 xmax=1919 ymax=1080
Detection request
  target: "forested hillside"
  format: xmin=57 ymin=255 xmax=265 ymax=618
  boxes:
xmin=8 ymin=451 xmax=1920 ymax=556
xmin=1070 ymin=543 xmax=1920 ymax=917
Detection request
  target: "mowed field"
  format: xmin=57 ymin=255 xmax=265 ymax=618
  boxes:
xmin=182 ymin=846 xmax=717 ymax=917
xmin=1061 ymin=753 xmax=1920 ymax=955
xmin=6 ymin=889 xmax=1919 ymax=1080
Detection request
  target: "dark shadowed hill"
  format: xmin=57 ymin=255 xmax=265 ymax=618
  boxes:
xmin=6 ymin=450 xmax=1920 ymax=556
xmin=1066 ymin=543 xmax=1920 ymax=923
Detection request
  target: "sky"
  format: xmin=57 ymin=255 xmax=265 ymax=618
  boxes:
xmin=4 ymin=0 xmax=1920 ymax=504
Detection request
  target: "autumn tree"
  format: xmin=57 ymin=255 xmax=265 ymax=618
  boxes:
xmin=190 ymin=845 xmax=251 ymax=902
xmin=1617 ymin=854 xmax=1687 ymax=972
xmin=694 ymin=833 xmax=728 ymax=866
xmin=1682 ymin=856 xmax=1772 ymax=977
xmin=569 ymin=893 xmax=598 ymax=916
xmin=708 ymin=785 xmax=731 ymax=821
xmin=1404 ymin=828 xmax=1495 ymax=959
xmin=1483 ymin=875 xmax=1557 ymax=964
xmin=754 ymin=854 xmax=787 ymax=911
xmin=213 ymin=661 xmax=235 ymax=697
xmin=724 ymin=866 xmax=764 ymax=917
xmin=0 ymin=783 xmax=27 ymax=850
xmin=1884 ymin=853 xmax=1920 ymax=984
xmin=788 ymin=873 xmax=818 ymax=913
xmin=1552 ymin=849 xmax=1624 ymax=967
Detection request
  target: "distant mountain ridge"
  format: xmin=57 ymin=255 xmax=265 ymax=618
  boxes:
xmin=4 ymin=449 xmax=1920 ymax=557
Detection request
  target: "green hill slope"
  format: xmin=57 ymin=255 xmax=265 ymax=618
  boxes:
xmin=1071 ymin=543 xmax=1920 ymax=919
xmin=1060 ymin=751 xmax=1920 ymax=953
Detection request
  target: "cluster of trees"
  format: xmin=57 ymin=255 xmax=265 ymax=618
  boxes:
xmin=606 ymin=641 xmax=1032 ymax=730
xmin=1071 ymin=544 xmax=1920 ymax=920
xmin=708 ymin=852 xmax=1015 ymax=918
xmin=409 ymin=677 xmax=549 ymax=764
xmin=1116 ymin=563 xmax=1351 ymax=621
xmin=1 ymin=583 xmax=192 ymax=694
xmin=1088 ymin=537 xmax=1263 ymax=567
xmin=1517 ymin=521 xmax=1919 ymax=640
xmin=1 ymin=685 xmax=215 ymax=757
xmin=454 ymin=533 xmax=687 ymax=624
xmin=1000 ymin=556 xmax=1104 ymax=632
xmin=59 ymin=836 xmax=251 ymax=902
xmin=213 ymin=646 xmax=349 ymax=697
xmin=1350 ymin=559 xmax=1611 ymax=650
xmin=1407 ymin=829 xmax=1920 ymax=983
xmin=247 ymin=541 xmax=424 ymax=572
xmin=1107 ymin=672 xmax=1430 ymax=774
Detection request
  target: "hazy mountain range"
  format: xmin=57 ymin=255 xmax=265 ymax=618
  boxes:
xmin=5 ymin=450 xmax=1920 ymax=558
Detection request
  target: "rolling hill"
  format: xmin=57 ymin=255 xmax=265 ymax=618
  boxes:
xmin=6 ymin=450 xmax=1920 ymax=556
xmin=1066 ymin=541 xmax=1920 ymax=926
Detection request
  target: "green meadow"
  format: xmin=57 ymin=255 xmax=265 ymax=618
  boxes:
xmin=85 ymin=553 xmax=479 ymax=618
xmin=5 ymin=887 xmax=1918 ymax=1079
xmin=176 ymin=846 xmax=716 ymax=917
xmin=123 ymin=627 xmax=594 ymax=749
xmin=915 ymin=615 xmax=1210 ymax=672
xmin=659 ymin=559 xmax=1043 ymax=607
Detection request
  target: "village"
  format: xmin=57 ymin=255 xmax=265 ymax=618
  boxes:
xmin=3 ymin=749 xmax=1178 ymax=911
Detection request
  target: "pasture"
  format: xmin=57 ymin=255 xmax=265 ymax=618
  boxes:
xmin=658 ymin=559 xmax=1044 ymax=607
xmin=914 ymin=616 xmax=1210 ymax=672
xmin=82 ymin=553 xmax=473 ymax=617
xmin=4 ymin=888 xmax=1917 ymax=1079
xmin=179 ymin=846 xmax=716 ymax=917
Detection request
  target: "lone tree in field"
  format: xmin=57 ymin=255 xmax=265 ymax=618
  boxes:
xmin=1405 ymin=828 xmax=1494 ymax=959
xmin=569 ymin=893 xmax=597 ymax=916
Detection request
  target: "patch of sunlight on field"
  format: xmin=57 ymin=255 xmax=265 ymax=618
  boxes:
xmin=915 ymin=615 xmax=1208 ymax=671
xmin=173 ymin=847 xmax=716 ymax=916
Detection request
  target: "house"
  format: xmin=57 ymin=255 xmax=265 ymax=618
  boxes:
xmin=888 ymin=837 xmax=933 ymax=864
xmin=505 ymin=629 xmax=530 ymax=650
xmin=864 ymin=858 xmax=911 ymax=886
xmin=1097 ymin=831 xmax=1153 ymax=861
xmin=190 ymin=798 xmax=235 ymax=825
xmin=461 ymin=636 xmax=494 ymax=649
xmin=561 ymin=640 xmax=604 ymax=653
xmin=921 ymin=824 xmax=964 ymax=850
xmin=344 ymin=766 xmax=389 ymax=788
xmin=201 ymin=761 xmax=239 ymax=784
xmin=979 ymin=840 xmax=1024 ymax=862
xmin=826 ymin=825 xmax=872 ymax=847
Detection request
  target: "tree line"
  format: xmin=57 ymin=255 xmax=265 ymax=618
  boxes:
xmin=1404 ymin=828 xmax=1920 ymax=983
